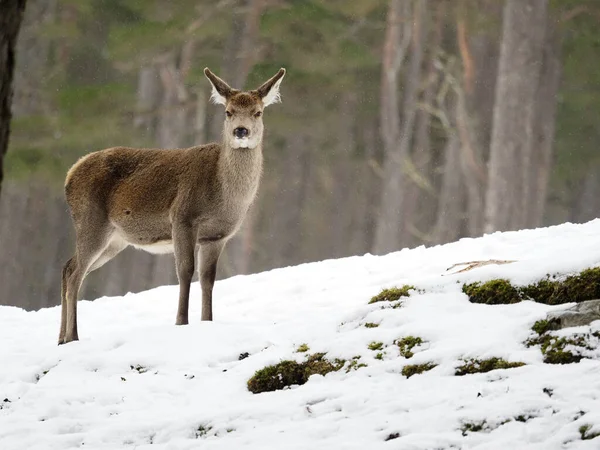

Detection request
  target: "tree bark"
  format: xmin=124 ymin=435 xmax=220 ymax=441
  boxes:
xmin=373 ymin=0 xmax=426 ymax=254
xmin=134 ymin=65 xmax=161 ymax=138
xmin=433 ymin=98 xmax=465 ymax=245
xmin=0 ymin=0 xmax=26 ymax=197
xmin=484 ymin=0 xmax=548 ymax=233
xmin=12 ymin=0 xmax=54 ymax=117
xmin=455 ymin=1 xmax=502 ymax=238
xmin=528 ymin=14 xmax=562 ymax=227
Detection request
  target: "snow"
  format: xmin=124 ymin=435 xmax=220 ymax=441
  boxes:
xmin=2 ymin=220 xmax=600 ymax=449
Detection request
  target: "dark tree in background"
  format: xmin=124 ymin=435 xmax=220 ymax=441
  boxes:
xmin=0 ymin=0 xmax=26 ymax=196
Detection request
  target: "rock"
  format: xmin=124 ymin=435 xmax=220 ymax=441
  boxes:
xmin=546 ymin=299 xmax=600 ymax=329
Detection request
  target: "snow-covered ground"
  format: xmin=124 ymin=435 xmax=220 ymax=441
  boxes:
xmin=2 ymin=221 xmax=600 ymax=449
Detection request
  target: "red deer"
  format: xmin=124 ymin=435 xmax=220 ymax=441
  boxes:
xmin=58 ymin=68 xmax=286 ymax=344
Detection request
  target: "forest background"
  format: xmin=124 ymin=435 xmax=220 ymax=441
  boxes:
xmin=1 ymin=0 xmax=599 ymax=310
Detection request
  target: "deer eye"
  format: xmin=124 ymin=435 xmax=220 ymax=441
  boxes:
xmin=254 ymin=111 xmax=262 ymax=118
xmin=226 ymin=111 xmax=232 ymax=118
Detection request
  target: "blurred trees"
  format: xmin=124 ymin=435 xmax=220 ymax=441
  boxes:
xmin=0 ymin=0 xmax=26 ymax=196
xmin=1 ymin=0 xmax=600 ymax=310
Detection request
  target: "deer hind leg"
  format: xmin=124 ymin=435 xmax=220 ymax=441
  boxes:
xmin=199 ymin=240 xmax=225 ymax=321
xmin=61 ymin=223 xmax=114 ymax=344
xmin=173 ymin=221 xmax=197 ymax=326
xmin=59 ymin=257 xmax=76 ymax=344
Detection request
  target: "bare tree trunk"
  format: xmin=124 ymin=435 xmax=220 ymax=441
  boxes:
xmin=484 ymin=0 xmax=548 ymax=233
xmin=455 ymin=2 xmax=501 ymax=238
xmin=373 ymin=0 xmax=427 ymax=254
xmin=134 ymin=65 xmax=161 ymax=138
xmin=528 ymin=15 xmax=562 ymax=227
xmin=13 ymin=0 xmax=54 ymax=117
xmin=349 ymin=117 xmax=381 ymax=254
xmin=403 ymin=0 xmax=442 ymax=246
xmin=328 ymin=92 xmax=357 ymax=257
xmin=433 ymin=101 xmax=465 ymax=245
xmin=156 ymin=55 xmax=189 ymax=148
xmin=0 ymin=0 xmax=26 ymax=197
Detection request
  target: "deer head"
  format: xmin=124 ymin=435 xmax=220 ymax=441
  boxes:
xmin=204 ymin=68 xmax=286 ymax=150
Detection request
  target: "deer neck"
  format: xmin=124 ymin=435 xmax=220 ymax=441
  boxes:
xmin=219 ymin=138 xmax=264 ymax=204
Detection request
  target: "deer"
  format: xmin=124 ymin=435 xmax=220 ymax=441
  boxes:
xmin=58 ymin=67 xmax=286 ymax=344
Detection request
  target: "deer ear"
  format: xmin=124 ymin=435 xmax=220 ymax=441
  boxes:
xmin=256 ymin=68 xmax=286 ymax=107
xmin=204 ymin=68 xmax=233 ymax=105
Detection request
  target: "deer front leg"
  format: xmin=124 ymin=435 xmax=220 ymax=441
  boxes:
xmin=199 ymin=240 xmax=225 ymax=321
xmin=173 ymin=221 xmax=197 ymax=326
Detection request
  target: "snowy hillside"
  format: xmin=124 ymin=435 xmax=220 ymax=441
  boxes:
xmin=2 ymin=221 xmax=600 ymax=450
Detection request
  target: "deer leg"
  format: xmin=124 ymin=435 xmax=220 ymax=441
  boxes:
xmin=199 ymin=240 xmax=225 ymax=321
xmin=59 ymin=257 xmax=76 ymax=344
xmin=173 ymin=222 xmax=197 ymax=326
xmin=62 ymin=225 xmax=113 ymax=344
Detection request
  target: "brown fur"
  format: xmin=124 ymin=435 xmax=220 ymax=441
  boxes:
xmin=58 ymin=68 xmax=285 ymax=344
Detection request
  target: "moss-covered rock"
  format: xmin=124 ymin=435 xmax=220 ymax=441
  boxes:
xmin=395 ymin=336 xmax=424 ymax=359
xmin=401 ymin=362 xmax=437 ymax=378
xmin=369 ymin=285 xmax=416 ymax=304
xmin=364 ymin=322 xmax=379 ymax=328
xmin=462 ymin=280 xmax=523 ymax=305
xmin=455 ymin=358 xmax=525 ymax=376
xmin=247 ymin=353 xmax=345 ymax=394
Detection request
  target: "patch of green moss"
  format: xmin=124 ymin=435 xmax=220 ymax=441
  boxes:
xmin=526 ymin=319 xmax=594 ymax=364
xmin=247 ymin=360 xmax=305 ymax=393
xmin=247 ymin=353 xmax=345 ymax=394
xmin=375 ymin=352 xmax=384 ymax=360
xmin=464 ymin=268 xmax=600 ymax=306
xmin=368 ymin=341 xmax=384 ymax=351
xmin=401 ymin=362 xmax=437 ymax=378
xmin=462 ymin=280 xmax=523 ymax=305
xmin=369 ymin=285 xmax=415 ymax=304
xmin=304 ymin=353 xmax=345 ymax=377
xmin=521 ymin=279 xmax=561 ymax=304
xmin=395 ymin=336 xmax=424 ymax=359
xmin=346 ymin=356 xmax=367 ymax=373
xmin=514 ymin=414 xmax=536 ymax=423
xmin=554 ymin=268 xmax=600 ymax=304
xmin=364 ymin=322 xmax=379 ymax=328
xmin=296 ymin=343 xmax=309 ymax=353
xmin=455 ymin=358 xmax=525 ymax=376
xmin=531 ymin=319 xmax=559 ymax=335
xmin=527 ymin=334 xmax=586 ymax=364
xmin=460 ymin=421 xmax=487 ymax=436
xmin=580 ymin=424 xmax=600 ymax=440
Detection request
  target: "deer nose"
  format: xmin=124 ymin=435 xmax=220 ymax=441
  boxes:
xmin=234 ymin=127 xmax=249 ymax=138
